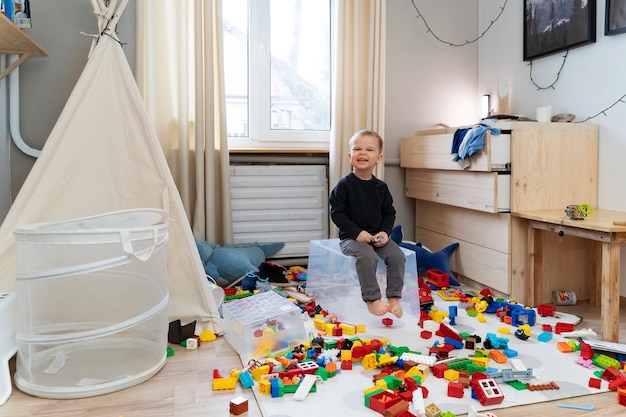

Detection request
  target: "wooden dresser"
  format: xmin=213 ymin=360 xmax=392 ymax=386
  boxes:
xmin=400 ymin=122 xmax=598 ymax=303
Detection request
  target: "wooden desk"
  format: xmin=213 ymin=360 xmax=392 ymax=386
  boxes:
xmin=513 ymin=209 xmax=626 ymax=342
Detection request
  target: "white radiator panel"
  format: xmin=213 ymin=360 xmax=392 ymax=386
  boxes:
xmin=230 ymin=164 xmax=329 ymax=259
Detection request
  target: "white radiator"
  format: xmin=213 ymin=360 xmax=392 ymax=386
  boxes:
xmin=229 ymin=164 xmax=329 ymax=260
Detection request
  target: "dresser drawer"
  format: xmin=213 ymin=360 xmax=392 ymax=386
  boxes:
xmin=406 ymin=169 xmax=511 ymax=213
xmin=415 ymin=227 xmax=510 ymax=294
xmin=400 ymin=130 xmax=510 ymax=172
xmin=413 ymin=200 xmax=511 ymax=294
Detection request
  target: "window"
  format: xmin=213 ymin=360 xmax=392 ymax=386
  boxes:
xmin=222 ymin=0 xmax=332 ymax=150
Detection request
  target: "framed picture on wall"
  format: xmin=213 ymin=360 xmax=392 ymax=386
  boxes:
xmin=606 ymin=0 xmax=626 ymax=35
xmin=523 ymin=0 xmax=596 ymax=61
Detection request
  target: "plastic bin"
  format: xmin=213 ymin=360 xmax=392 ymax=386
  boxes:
xmin=306 ymin=239 xmax=418 ymax=317
xmin=222 ymin=291 xmax=307 ymax=360
xmin=13 ymin=209 xmax=169 ymax=399
xmin=0 ymin=292 xmax=16 ymax=406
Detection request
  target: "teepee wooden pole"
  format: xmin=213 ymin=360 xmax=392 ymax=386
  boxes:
xmin=107 ymin=0 xmax=129 ymax=31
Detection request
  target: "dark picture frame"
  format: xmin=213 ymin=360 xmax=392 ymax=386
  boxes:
xmin=524 ymin=0 xmax=596 ymax=61
xmin=606 ymin=0 xmax=626 ymax=35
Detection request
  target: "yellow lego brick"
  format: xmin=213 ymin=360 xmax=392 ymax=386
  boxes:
xmin=213 ymin=377 xmax=237 ymax=390
xmin=363 ymin=385 xmax=383 ymax=395
xmin=375 ymin=379 xmax=389 ymax=390
xmin=405 ymin=366 xmax=424 ymax=379
xmin=340 ymin=323 xmax=357 ymax=335
xmin=340 ymin=349 xmax=352 ymax=361
xmin=377 ymin=353 xmax=397 ymax=367
xmin=429 ymin=309 xmax=448 ymax=323
xmin=497 ymin=327 xmax=510 ymax=334
xmin=357 ymin=323 xmax=366 ymax=332
xmin=443 ymin=368 xmax=459 ymax=381
xmin=471 ymin=357 xmax=490 ymax=368
xmin=362 ymin=353 xmax=377 ymax=370
xmin=251 ymin=364 xmax=270 ymax=381
xmin=313 ymin=318 xmax=327 ymax=330
xmin=258 ymin=379 xmax=271 ymax=395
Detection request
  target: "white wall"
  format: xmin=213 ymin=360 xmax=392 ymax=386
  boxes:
xmin=0 ymin=0 xmax=134 ymax=214
xmin=385 ymin=0 xmax=479 ymax=241
xmin=478 ymin=1 xmax=626 ymax=296
xmin=6 ymin=1 xmax=623 ymax=293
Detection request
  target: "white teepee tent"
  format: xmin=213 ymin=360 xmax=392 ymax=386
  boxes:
xmin=0 ymin=0 xmax=223 ymax=334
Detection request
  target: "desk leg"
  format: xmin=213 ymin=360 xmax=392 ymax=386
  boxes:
xmin=601 ymin=242 xmax=620 ymax=343
xmin=528 ymin=227 xmax=542 ymax=306
xmin=589 ymin=241 xmax=601 ymax=307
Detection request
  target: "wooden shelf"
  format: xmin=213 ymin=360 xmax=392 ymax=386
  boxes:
xmin=0 ymin=12 xmax=47 ymax=80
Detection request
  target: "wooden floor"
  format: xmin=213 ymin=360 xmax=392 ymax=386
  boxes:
xmin=3 ymin=298 xmax=626 ymax=416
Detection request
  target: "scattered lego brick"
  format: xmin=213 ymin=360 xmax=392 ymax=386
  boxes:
xmin=526 ymin=381 xmax=559 ymax=391
xmin=229 ymin=396 xmax=248 ymax=415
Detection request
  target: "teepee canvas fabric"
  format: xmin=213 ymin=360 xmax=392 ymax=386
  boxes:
xmin=0 ymin=4 xmax=222 ymax=334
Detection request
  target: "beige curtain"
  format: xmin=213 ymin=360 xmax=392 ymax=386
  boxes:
xmin=134 ymin=0 xmax=232 ymax=244
xmin=329 ymin=0 xmax=386 ymax=237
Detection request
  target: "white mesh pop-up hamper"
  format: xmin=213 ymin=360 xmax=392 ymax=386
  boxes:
xmin=12 ymin=209 xmax=169 ymax=399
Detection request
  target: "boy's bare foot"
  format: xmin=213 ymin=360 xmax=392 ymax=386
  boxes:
xmin=388 ymin=298 xmax=403 ymax=318
xmin=366 ymin=300 xmax=390 ymax=316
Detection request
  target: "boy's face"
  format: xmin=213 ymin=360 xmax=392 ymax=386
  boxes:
xmin=348 ymin=134 xmax=383 ymax=174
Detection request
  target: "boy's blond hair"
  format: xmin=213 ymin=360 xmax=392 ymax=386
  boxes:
xmin=349 ymin=129 xmax=383 ymax=153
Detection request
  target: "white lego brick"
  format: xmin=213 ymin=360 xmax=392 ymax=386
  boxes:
xmin=411 ymin=387 xmax=426 ymax=417
xmin=293 ymin=374 xmax=316 ymax=401
xmin=399 ymin=352 xmax=436 ymax=367
xmin=510 ymin=358 xmax=525 ymax=371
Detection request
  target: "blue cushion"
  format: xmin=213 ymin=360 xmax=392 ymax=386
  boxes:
xmin=390 ymin=225 xmax=460 ymax=286
xmin=196 ymin=241 xmax=284 ymax=286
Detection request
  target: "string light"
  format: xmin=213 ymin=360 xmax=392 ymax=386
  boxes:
xmin=528 ymin=50 xmax=568 ymax=90
xmin=576 ymin=95 xmax=626 ymax=123
xmin=409 ymin=0 xmax=508 ymax=46
xmin=409 ymin=0 xmax=625 ymax=122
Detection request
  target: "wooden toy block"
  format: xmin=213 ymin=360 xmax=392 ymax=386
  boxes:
xmin=424 ymin=402 xmax=441 ymax=417
xmin=229 ymin=396 xmax=248 ymax=415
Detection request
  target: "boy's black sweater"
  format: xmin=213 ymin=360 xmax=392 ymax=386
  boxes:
xmin=329 ymin=172 xmax=396 ymax=240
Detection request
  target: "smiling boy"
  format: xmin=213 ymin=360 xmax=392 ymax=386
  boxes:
xmin=329 ymin=130 xmax=406 ymax=317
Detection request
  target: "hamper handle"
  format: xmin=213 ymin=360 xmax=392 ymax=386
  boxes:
xmin=120 ymin=229 xmax=159 ymax=261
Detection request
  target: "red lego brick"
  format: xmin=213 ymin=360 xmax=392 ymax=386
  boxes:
xmin=537 ymin=304 xmax=556 ymax=317
xmin=447 ymin=381 xmax=465 ymax=398
xmin=554 ymin=322 xmax=575 ymax=334
xmin=471 ymin=378 xmax=504 ymax=406
xmin=588 ymin=377 xmax=602 ymax=389
xmin=369 ymin=391 xmax=403 ymax=414
xmin=436 ymin=322 xmax=463 ymax=342
xmin=579 ymin=341 xmax=594 ymax=360
xmin=432 ymin=363 xmax=450 ymax=378
xmin=427 ymin=269 xmax=449 ymax=288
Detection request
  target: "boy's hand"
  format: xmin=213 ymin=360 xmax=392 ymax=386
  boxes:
xmin=356 ymin=230 xmax=375 ymax=243
xmin=372 ymin=232 xmax=388 ymax=246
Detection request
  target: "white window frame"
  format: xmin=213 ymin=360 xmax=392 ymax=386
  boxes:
xmin=226 ymin=0 xmax=333 ymax=151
